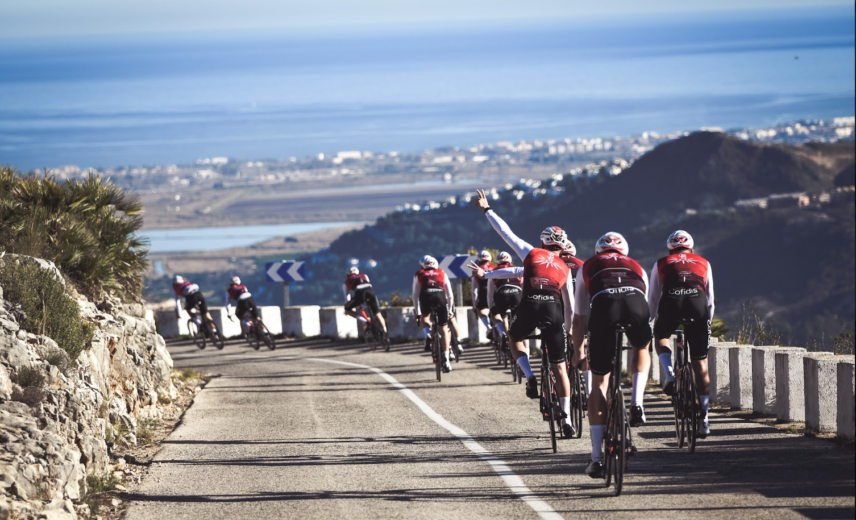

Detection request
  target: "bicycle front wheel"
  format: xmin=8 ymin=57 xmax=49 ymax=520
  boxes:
xmin=259 ymin=322 xmax=276 ymax=350
xmin=188 ymin=320 xmax=206 ymax=350
xmin=571 ymin=368 xmax=584 ymax=439
xmin=433 ymin=334 xmax=442 ymax=382
xmin=543 ymin=370 xmax=558 ymax=453
xmin=614 ymin=393 xmax=627 ymax=496
xmin=688 ymin=369 xmax=700 ymax=453
xmin=210 ymin=322 xmax=226 ymax=350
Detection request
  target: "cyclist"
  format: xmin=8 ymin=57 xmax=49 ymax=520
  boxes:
xmin=648 ymin=230 xmax=715 ymax=438
xmin=172 ymin=275 xmax=215 ymax=332
xmin=343 ymin=266 xmax=388 ymax=339
xmin=560 ymin=238 xmax=592 ymax=397
xmin=487 ymin=251 xmax=523 ymax=343
xmin=412 ymin=255 xmax=455 ymax=373
xmin=224 ymin=276 xmax=261 ymax=331
xmin=471 ymin=250 xmax=495 ymax=340
xmin=473 ymin=190 xmax=576 ymax=438
xmin=571 ymin=232 xmax=652 ymax=478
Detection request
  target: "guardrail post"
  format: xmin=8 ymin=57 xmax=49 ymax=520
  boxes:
xmin=729 ymin=346 xmax=753 ymax=410
xmin=319 ymin=306 xmax=357 ymax=340
xmin=709 ymin=345 xmax=737 ymax=405
xmin=775 ymin=349 xmax=808 ymax=422
xmin=804 ymin=354 xmax=840 ymax=434
xmin=838 ymin=358 xmax=855 ymax=441
xmin=752 ymin=346 xmax=804 ymax=415
xmin=282 ymin=306 xmax=321 ymax=337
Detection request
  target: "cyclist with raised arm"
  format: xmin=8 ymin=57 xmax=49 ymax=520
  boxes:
xmin=224 ymin=276 xmax=261 ymax=329
xmin=413 ymin=255 xmax=455 ymax=373
xmin=471 ymin=250 xmax=495 ymax=340
xmin=560 ymin=239 xmax=592 ymax=397
xmin=172 ymin=275 xmax=216 ymax=332
xmin=343 ymin=266 xmax=388 ymax=340
xmin=486 ymin=251 xmax=523 ymax=343
xmin=473 ymin=190 xmax=576 ymax=437
xmin=572 ymin=233 xmax=652 ymax=478
xmin=648 ymin=230 xmax=715 ymax=437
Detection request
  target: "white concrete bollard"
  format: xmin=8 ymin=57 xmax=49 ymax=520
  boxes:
xmin=837 ymin=359 xmax=855 ymax=441
xmin=382 ymin=307 xmax=420 ymax=340
xmin=258 ymin=306 xmax=283 ymax=335
xmin=729 ymin=346 xmax=753 ymax=410
xmin=155 ymin=309 xmax=190 ymax=338
xmin=453 ymin=307 xmax=469 ymax=342
xmin=649 ymin=343 xmax=662 ymax=384
xmin=709 ymin=345 xmax=737 ymax=405
xmin=282 ymin=306 xmax=321 ymax=337
xmin=210 ymin=307 xmax=242 ymax=339
xmin=752 ymin=346 xmax=804 ymax=415
xmin=319 ymin=306 xmax=358 ymax=340
xmin=144 ymin=309 xmax=155 ymax=327
xmin=775 ymin=349 xmax=808 ymax=422
xmin=804 ymin=354 xmax=840 ymax=434
xmin=467 ymin=309 xmax=489 ymax=344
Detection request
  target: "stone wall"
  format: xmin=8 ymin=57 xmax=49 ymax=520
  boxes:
xmin=0 ymin=274 xmax=176 ymax=519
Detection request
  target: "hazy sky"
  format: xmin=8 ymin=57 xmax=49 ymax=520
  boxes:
xmin=2 ymin=0 xmax=853 ymax=40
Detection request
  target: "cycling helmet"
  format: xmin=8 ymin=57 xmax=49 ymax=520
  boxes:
xmin=540 ymin=226 xmax=567 ymax=249
xmin=173 ymin=275 xmax=184 ymax=284
xmin=230 ymin=275 xmax=241 ymax=285
xmin=347 ymin=266 xmax=359 ymax=276
xmin=497 ymin=251 xmax=512 ymax=264
xmin=478 ymin=250 xmax=492 ymax=263
xmin=595 ymin=232 xmax=629 ymax=256
xmin=562 ymin=238 xmax=577 ymax=257
xmin=667 ymin=230 xmax=694 ymax=251
xmin=420 ymin=255 xmax=438 ymax=269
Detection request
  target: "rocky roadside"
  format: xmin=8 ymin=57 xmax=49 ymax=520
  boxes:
xmin=0 ymin=258 xmax=184 ymax=520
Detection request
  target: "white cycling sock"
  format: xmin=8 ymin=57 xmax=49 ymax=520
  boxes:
xmin=480 ymin=315 xmax=491 ymax=329
xmin=590 ymin=425 xmax=605 ymax=460
xmin=443 ymin=350 xmax=450 ymax=362
xmin=559 ymin=396 xmax=571 ymax=424
xmin=700 ymin=395 xmax=710 ymax=418
xmin=356 ymin=315 xmax=368 ymax=325
xmin=583 ymin=370 xmax=592 ymax=395
xmin=495 ymin=321 xmax=506 ymax=337
xmin=516 ymin=356 xmax=535 ymax=379
xmin=631 ymin=372 xmax=646 ymax=407
xmin=423 ymin=327 xmax=431 ymax=338
xmin=659 ymin=352 xmax=674 ymax=379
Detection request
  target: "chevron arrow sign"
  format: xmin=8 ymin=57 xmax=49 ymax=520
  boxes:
xmin=265 ymin=261 xmax=306 ymax=282
xmin=437 ymin=255 xmax=478 ymax=279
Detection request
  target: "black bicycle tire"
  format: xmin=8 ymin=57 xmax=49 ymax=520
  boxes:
xmin=572 ymin=368 xmax=584 ymax=438
xmin=604 ymin=396 xmax=614 ymax=489
xmin=259 ymin=322 xmax=276 ymax=350
xmin=433 ymin=325 xmax=442 ymax=382
xmin=544 ymin=368 xmax=558 ymax=453
xmin=614 ymin=391 xmax=627 ymax=496
xmin=688 ymin=368 xmax=699 ymax=453
xmin=206 ymin=319 xmax=225 ymax=350
xmin=188 ymin=320 xmax=206 ymax=350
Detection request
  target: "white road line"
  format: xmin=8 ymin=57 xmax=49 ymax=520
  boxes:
xmin=306 ymin=356 xmax=564 ymax=520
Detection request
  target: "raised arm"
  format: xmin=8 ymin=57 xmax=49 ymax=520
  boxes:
xmin=473 ymin=189 xmax=532 ymax=260
xmin=443 ymin=276 xmax=454 ymax=310
xmin=484 ymin=266 xmax=525 ymax=279
xmin=561 ymin=277 xmax=574 ymax=334
xmin=706 ymin=263 xmax=715 ymax=319
xmin=412 ymin=275 xmax=421 ymax=316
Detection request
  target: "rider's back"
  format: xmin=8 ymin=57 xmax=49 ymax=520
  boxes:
xmin=521 ymin=248 xmax=570 ymax=297
xmin=580 ymin=252 xmax=646 ymax=299
xmin=654 ymin=253 xmax=710 ymax=294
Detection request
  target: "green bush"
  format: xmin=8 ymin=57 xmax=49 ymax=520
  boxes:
xmin=0 ymin=258 xmax=94 ymax=360
xmin=9 ymin=366 xmax=45 ymax=388
xmin=0 ymin=166 xmax=148 ymax=299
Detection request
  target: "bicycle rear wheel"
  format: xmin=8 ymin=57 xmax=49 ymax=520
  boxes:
xmin=571 ymin=368 xmax=584 ymax=439
xmin=207 ymin=320 xmax=225 ymax=350
xmin=688 ymin=369 xmax=700 ymax=453
xmin=613 ymin=392 xmax=627 ymax=496
xmin=258 ymin=322 xmax=276 ymax=350
xmin=543 ymin=368 xmax=558 ymax=453
xmin=604 ymin=397 xmax=614 ymax=489
xmin=433 ymin=331 xmax=442 ymax=382
xmin=188 ymin=320 xmax=206 ymax=350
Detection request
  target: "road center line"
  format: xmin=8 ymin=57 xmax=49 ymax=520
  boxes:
xmin=306 ymin=356 xmax=564 ymax=520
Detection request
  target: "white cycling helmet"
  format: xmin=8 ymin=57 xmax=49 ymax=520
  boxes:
xmin=595 ymin=232 xmax=629 ymax=256
xmin=420 ymin=255 xmax=438 ymax=269
xmin=667 ymin=230 xmax=694 ymax=251
xmin=347 ymin=266 xmax=359 ymax=275
xmin=562 ymin=238 xmax=577 ymax=257
xmin=230 ymin=275 xmax=241 ymax=285
xmin=173 ymin=275 xmax=184 ymax=284
xmin=497 ymin=251 xmax=512 ymax=264
xmin=478 ymin=250 xmax=492 ymax=262
xmin=540 ymin=226 xmax=567 ymax=249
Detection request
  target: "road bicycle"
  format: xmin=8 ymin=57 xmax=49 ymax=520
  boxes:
xmin=428 ymin=307 xmax=447 ymax=382
xmin=529 ymin=325 xmax=567 ymax=453
xmin=672 ymin=321 xmax=700 ymax=452
xmin=565 ymin=340 xmax=585 ymax=439
xmin=237 ymin=310 xmax=276 ymax=351
xmin=187 ymin=306 xmax=225 ymax=350
xmin=602 ymin=325 xmax=637 ymax=496
xmin=358 ymin=304 xmax=390 ymax=352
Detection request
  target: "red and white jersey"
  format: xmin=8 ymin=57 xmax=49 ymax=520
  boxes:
xmin=648 ymin=252 xmax=715 ymax=318
xmin=486 ymin=262 xmax=522 ymax=307
xmin=574 ymin=252 xmax=649 ymax=316
xmin=412 ymin=268 xmax=454 ymax=315
xmin=225 ymin=284 xmax=252 ymax=304
xmin=471 ymin=261 xmax=494 ymax=307
xmin=172 ymin=281 xmax=199 ymax=298
xmin=343 ymin=273 xmax=372 ymax=303
xmin=559 ymin=252 xmax=584 ymax=291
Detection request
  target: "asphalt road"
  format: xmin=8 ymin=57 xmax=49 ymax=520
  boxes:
xmin=125 ymin=338 xmax=855 ymax=520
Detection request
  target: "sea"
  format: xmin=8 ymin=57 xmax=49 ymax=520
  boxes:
xmin=0 ymin=6 xmax=853 ymax=171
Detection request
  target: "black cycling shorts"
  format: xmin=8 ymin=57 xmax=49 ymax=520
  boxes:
xmin=184 ymin=291 xmax=208 ymax=315
xmin=490 ymin=287 xmax=522 ymax=316
xmin=420 ymin=290 xmax=449 ymax=325
xmin=345 ymin=287 xmax=380 ymax=315
xmin=236 ymin=297 xmax=260 ymax=320
xmin=508 ymin=294 xmax=567 ymax=364
xmin=653 ymin=292 xmax=710 ymax=361
xmin=587 ymin=290 xmax=652 ymax=376
xmin=475 ymin=287 xmax=489 ymax=310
